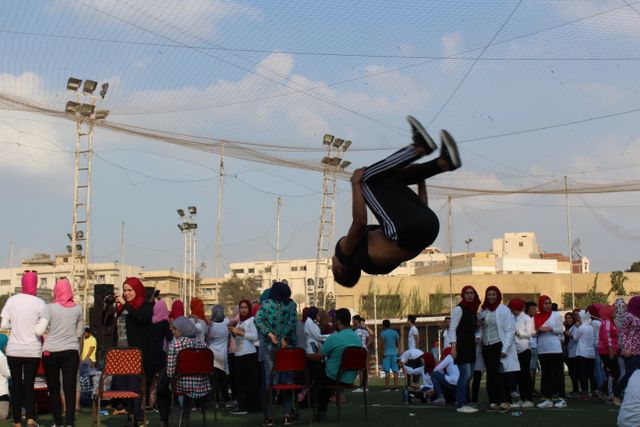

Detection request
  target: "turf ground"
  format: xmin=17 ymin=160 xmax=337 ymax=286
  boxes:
xmin=32 ymin=377 xmax=620 ymax=426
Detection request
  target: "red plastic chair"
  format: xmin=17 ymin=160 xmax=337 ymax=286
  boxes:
xmin=334 ymin=346 xmax=368 ymax=421
xmin=171 ymin=348 xmax=216 ymax=426
xmin=95 ymin=347 xmax=146 ymax=427
xmin=270 ymin=347 xmax=311 ymax=425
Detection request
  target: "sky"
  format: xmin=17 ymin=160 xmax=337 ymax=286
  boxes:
xmin=1 ymin=0 xmax=639 ymax=276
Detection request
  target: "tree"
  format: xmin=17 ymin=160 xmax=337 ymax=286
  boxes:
xmin=428 ymin=285 xmax=446 ymax=315
xmin=562 ymin=272 xmax=608 ymax=309
xmin=217 ymin=276 xmax=261 ymax=314
xmin=609 ymin=271 xmax=628 ymax=297
xmin=626 ymin=261 xmax=640 ymax=273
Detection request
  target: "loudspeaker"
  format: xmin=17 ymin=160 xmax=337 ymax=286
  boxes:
xmin=93 ymin=284 xmax=114 ymax=307
xmin=144 ymin=286 xmax=156 ymax=302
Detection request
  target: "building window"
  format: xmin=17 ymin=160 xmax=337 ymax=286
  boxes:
xmin=40 ymin=278 xmax=47 ymax=287
xmin=0 ymin=280 xmax=9 ymax=287
xmin=248 ymin=268 xmax=255 ymax=274
xmin=232 ymin=269 xmax=244 ymax=275
xmin=413 ymin=261 xmax=424 ymax=267
xmin=300 ymin=266 xmax=306 ymax=271
xmin=519 ymin=242 xmax=524 ymax=247
xmin=291 ymin=267 xmax=298 ymax=271
xmin=400 ymin=262 xmax=407 ymax=267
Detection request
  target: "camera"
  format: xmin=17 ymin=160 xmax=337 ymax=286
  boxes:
xmin=103 ymin=294 xmax=116 ymax=305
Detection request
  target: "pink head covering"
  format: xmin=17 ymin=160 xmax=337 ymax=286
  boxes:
xmin=53 ymin=278 xmax=76 ymax=308
xmin=599 ymin=304 xmax=615 ymax=321
xmin=152 ymin=300 xmax=170 ymax=324
xmin=22 ymin=271 xmax=38 ymax=296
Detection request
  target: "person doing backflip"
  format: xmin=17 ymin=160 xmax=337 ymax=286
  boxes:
xmin=332 ymin=116 xmax=461 ymax=287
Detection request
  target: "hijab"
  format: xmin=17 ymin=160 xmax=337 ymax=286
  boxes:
xmin=22 ymin=271 xmax=37 ymax=296
xmin=458 ymin=285 xmax=481 ymax=312
xmin=53 ymin=278 xmax=76 ymax=308
xmin=301 ymin=307 xmax=311 ymax=322
xmin=169 ymin=300 xmax=185 ymax=320
xmin=587 ymin=304 xmax=603 ymax=320
xmin=481 ymin=286 xmax=502 ymax=312
xmin=423 ymin=352 xmax=437 ymax=373
xmin=152 ymin=300 xmax=170 ymax=324
xmin=251 ymin=303 xmax=260 ymax=318
xmin=123 ymin=277 xmax=146 ymax=309
xmin=173 ymin=316 xmax=198 ymax=338
xmin=628 ymin=296 xmax=640 ymax=319
xmin=270 ymin=281 xmax=291 ymax=302
xmin=599 ymin=304 xmax=615 ymax=322
xmin=210 ymin=304 xmax=225 ymax=323
xmin=307 ymin=307 xmax=319 ymax=321
xmin=238 ymin=299 xmax=252 ymax=322
xmin=259 ymin=289 xmax=271 ymax=303
xmin=190 ymin=297 xmax=207 ymax=322
xmin=614 ymin=298 xmax=628 ymax=327
xmin=533 ymin=295 xmax=552 ymax=330
xmin=441 ymin=346 xmax=452 ymax=361
xmin=507 ymin=298 xmax=525 ymax=312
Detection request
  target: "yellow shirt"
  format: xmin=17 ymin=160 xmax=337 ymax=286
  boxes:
xmin=82 ymin=335 xmax=97 ymax=363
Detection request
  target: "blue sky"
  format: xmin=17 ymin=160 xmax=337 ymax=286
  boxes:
xmin=1 ymin=0 xmax=639 ymax=275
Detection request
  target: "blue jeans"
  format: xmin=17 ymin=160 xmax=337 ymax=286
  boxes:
xmin=431 ymin=371 xmax=456 ymax=400
xmin=455 ymin=363 xmax=473 ymax=408
xmin=262 ymin=342 xmax=293 ymax=417
xmin=594 ymin=348 xmax=606 ymax=389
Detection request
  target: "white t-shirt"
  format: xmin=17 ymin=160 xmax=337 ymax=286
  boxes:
xmin=355 ymin=327 xmax=369 ymax=349
xmin=304 ymin=318 xmax=328 ymax=354
xmin=0 ymin=351 xmax=10 ymax=397
xmin=572 ymin=323 xmax=595 ymax=359
xmin=1 ymin=293 xmax=47 ymax=358
xmin=618 ymin=370 xmax=640 ymax=427
xmin=434 ymin=354 xmax=460 ymax=385
xmin=234 ymin=317 xmax=258 ymax=357
xmin=536 ymin=312 xmax=564 ymax=355
xmin=400 ymin=348 xmax=424 ymax=364
xmin=408 ymin=325 xmax=419 ymax=350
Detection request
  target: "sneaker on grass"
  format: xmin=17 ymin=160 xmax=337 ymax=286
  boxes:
xmin=553 ymin=399 xmax=567 ymax=409
xmin=457 ymin=405 xmax=479 ymax=413
xmin=537 ymin=399 xmax=554 ymax=408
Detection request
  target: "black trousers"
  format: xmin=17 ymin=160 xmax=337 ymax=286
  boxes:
xmin=516 ymin=350 xmax=533 ymax=401
xmin=471 ymin=370 xmax=483 ymax=403
xmin=600 ymin=354 xmax=620 ymax=392
xmin=7 ymin=356 xmax=39 ymax=423
xmin=361 ymin=144 xmax=442 ymax=251
xmin=234 ymin=353 xmax=260 ymax=412
xmin=539 ymin=353 xmax=564 ymax=399
xmin=565 ymin=356 xmax=579 ymax=393
xmin=482 ymin=342 xmax=509 ymax=404
xmin=213 ymin=367 xmax=230 ymax=403
xmin=43 ymin=349 xmax=80 ymax=426
xmin=577 ymin=356 xmax=596 ymax=393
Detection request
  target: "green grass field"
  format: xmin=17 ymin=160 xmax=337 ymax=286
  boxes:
xmin=34 ymin=377 xmax=620 ymax=426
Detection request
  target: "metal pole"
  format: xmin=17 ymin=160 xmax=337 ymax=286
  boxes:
xmin=372 ymin=276 xmax=379 ymax=377
xmin=70 ymin=110 xmax=81 ymax=294
xmin=82 ymin=120 xmax=95 ymax=319
xmin=276 ymin=197 xmax=282 ymax=280
xmin=182 ymin=230 xmax=188 ymax=303
xmin=215 ymin=143 xmax=225 ymax=278
xmin=564 ymin=176 xmax=575 ymax=308
xmin=448 ymin=195 xmax=453 ymax=313
xmin=192 ymin=227 xmax=197 ymax=300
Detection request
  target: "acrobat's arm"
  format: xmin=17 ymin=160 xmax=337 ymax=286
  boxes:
xmin=417 ymin=180 xmax=428 ymax=205
xmin=340 ymin=168 xmax=368 ymax=255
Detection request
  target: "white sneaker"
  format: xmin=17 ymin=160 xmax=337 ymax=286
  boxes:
xmin=537 ymin=399 xmax=554 ymax=408
xmin=554 ymin=399 xmax=567 ymax=408
xmin=510 ymin=400 xmax=522 ymax=408
xmin=457 ymin=405 xmax=479 ymax=413
xmin=352 ymin=387 xmax=363 ymax=393
xmin=521 ymin=401 xmax=534 ymax=408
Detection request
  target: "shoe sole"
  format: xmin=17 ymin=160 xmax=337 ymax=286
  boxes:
xmin=440 ymin=129 xmax=461 ymax=169
xmin=407 ymin=115 xmax=437 ymax=153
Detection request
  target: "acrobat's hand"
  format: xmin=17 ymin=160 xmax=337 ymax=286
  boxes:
xmin=351 ymin=167 xmax=366 ymax=185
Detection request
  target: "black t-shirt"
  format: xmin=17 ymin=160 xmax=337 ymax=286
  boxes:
xmin=335 ymin=225 xmax=398 ymax=275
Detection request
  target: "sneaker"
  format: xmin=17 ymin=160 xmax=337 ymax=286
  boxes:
xmin=407 ymin=115 xmax=437 ymax=154
xmin=510 ymin=400 xmax=522 ymax=408
xmin=486 ymin=403 xmax=500 ymax=412
xmin=224 ymin=401 xmax=237 ymax=408
xmin=284 ymin=414 xmax=296 ymax=425
xmin=520 ymin=401 xmax=534 ymax=408
xmin=440 ymin=129 xmax=461 ymax=170
xmin=499 ymin=403 xmax=511 ymax=413
xmin=594 ymin=390 xmax=608 ymax=401
xmin=537 ymin=399 xmax=554 ymax=408
xmin=457 ymin=405 xmax=479 ymax=413
xmin=554 ymin=399 xmax=567 ymax=409
xmin=262 ymin=416 xmax=275 ymax=427
xmin=382 ymin=388 xmax=392 ymax=392
xmin=230 ymin=410 xmax=248 ymax=415
xmin=352 ymin=387 xmax=363 ymax=393
xmin=433 ymin=397 xmax=446 ymax=406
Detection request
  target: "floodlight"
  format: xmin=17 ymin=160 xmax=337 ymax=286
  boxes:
xmin=76 ymin=230 xmax=84 ymax=240
xmin=100 ymin=83 xmax=109 ymax=99
xmin=66 ymin=245 xmax=72 ymax=253
xmin=76 ymin=244 xmax=83 ymax=252
xmin=83 ymin=80 xmax=98 ymax=95
xmin=188 ymin=206 xmax=197 ymax=215
xmin=65 ymin=101 xmax=80 ymax=114
xmin=67 ymin=233 xmax=73 ymax=241
xmin=177 ymin=209 xmax=185 ymax=217
xmin=321 ymin=156 xmax=332 ymax=165
xmin=177 ymin=224 xmax=185 ymax=231
xmin=67 ymin=77 xmax=82 ymax=91
xmin=323 ymin=134 xmax=334 ymax=145
xmin=342 ymin=140 xmax=352 ymax=151
xmin=79 ymin=103 xmax=95 ymax=117
xmin=329 ymin=157 xmax=342 ymax=166
xmin=340 ymin=160 xmax=351 ymax=169
xmin=332 ymin=138 xmax=344 ymax=148
xmin=94 ymin=110 xmax=109 ymax=120
xmin=190 ymin=223 xmax=198 ymax=230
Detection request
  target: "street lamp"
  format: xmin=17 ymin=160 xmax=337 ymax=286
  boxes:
xmin=464 ymin=238 xmax=473 ymax=273
xmin=177 ymin=206 xmax=197 ymax=311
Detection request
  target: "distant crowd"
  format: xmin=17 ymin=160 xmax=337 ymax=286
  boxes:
xmin=1 ymin=273 xmax=639 ymax=426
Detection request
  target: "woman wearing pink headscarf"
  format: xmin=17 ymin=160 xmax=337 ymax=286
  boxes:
xmin=598 ymin=304 xmax=620 ymax=401
xmin=42 ymin=278 xmax=83 ymax=427
xmin=0 ymin=271 xmax=48 ymax=427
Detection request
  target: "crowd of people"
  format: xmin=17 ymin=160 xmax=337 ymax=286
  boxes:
xmin=378 ymin=285 xmax=640 ymax=426
xmin=1 ymin=270 xmax=639 ymax=426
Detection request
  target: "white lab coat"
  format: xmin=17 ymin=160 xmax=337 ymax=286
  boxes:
xmin=479 ymin=304 xmax=519 ymax=373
